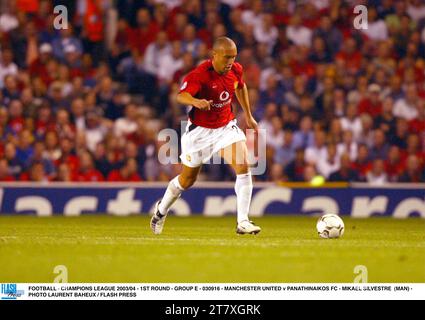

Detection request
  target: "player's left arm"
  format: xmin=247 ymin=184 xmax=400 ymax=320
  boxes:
xmin=235 ymin=83 xmax=258 ymax=131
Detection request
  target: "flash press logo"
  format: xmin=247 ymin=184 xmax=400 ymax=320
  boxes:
xmin=1 ymin=284 xmax=25 ymax=300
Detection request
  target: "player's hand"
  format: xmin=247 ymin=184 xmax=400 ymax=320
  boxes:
xmin=193 ymin=99 xmax=213 ymax=110
xmin=245 ymin=116 xmax=258 ymax=132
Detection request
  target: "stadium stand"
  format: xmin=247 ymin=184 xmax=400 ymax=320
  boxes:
xmin=0 ymin=0 xmax=424 ymax=183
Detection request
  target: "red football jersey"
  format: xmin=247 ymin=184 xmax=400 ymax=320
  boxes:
xmin=179 ymin=59 xmax=245 ymax=128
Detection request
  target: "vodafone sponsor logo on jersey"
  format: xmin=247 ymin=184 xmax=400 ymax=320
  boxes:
xmin=212 ymin=91 xmax=231 ymax=108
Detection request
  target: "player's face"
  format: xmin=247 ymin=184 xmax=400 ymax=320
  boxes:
xmin=213 ymin=47 xmax=237 ymax=74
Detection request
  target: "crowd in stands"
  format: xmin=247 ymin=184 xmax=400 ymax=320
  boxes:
xmin=0 ymin=0 xmax=424 ymax=184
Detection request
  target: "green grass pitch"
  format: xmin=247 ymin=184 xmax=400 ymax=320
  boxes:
xmin=0 ymin=215 xmax=424 ymax=283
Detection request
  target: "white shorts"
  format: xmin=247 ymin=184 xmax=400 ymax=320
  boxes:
xmin=180 ymin=119 xmax=247 ymax=167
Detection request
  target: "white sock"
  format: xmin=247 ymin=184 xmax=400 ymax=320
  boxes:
xmin=158 ymin=176 xmax=184 ymax=215
xmin=234 ymin=172 xmax=253 ymax=224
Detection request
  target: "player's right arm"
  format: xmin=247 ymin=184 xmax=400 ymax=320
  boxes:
xmin=176 ymin=71 xmax=212 ymax=110
xmin=176 ymin=92 xmax=212 ymax=110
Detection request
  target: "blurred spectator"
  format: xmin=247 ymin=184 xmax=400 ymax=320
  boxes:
xmin=374 ymin=97 xmax=396 ymax=136
xmin=27 ymin=140 xmax=56 ymax=179
xmin=7 ymin=99 xmax=24 ymax=135
xmin=335 ymin=38 xmax=362 ymax=74
xmin=143 ymin=126 xmax=161 ymax=181
xmin=129 ymin=8 xmax=159 ymax=55
xmin=82 ymin=0 xmax=105 ymax=61
xmin=358 ymin=113 xmax=375 ymax=147
xmin=253 ymin=13 xmax=278 ymax=53
xmin=385 ymin=145 xmax=405 ymax=182
xmin=44 ymin=131 xmax=61 ymax=162
xmin=284 ymin=147 xmax=306 ymax=182
xmin=259 ymin=74 xmax=285 ymax=110
xmin=390 ymin=118 xmax=409 ymax=149
xmin=264 ymin=115 xmax=284 ymax=151
xmin=143 ymin=31 xmax=171 ymax=77
xmin=340 ymin=103 xmax=362 ymax=142
xmin=117 ymin=49 xmax=157 ymax=101
xmin=369 ymin=129 xmax=390 ymax=160
xmin=0 ymin=48 xmax=18 ymax=88
xmin=29 ymin=42 xmax=53 ymax=83
xmin=309 ymin=36 xmax=332 ymax=63
xmin=241 ymin=0 xmax=263 ymax=28
xmin=337 ymin=130 xmax=358 ymax=161
xmin=387 ymin=74 xmax=404 ymax=101
xmin=0 ymin=1 xmax=19 ymax=33
xmin=406 ymin=133 xmax=424 ymax=161
xmin=286 ymin=14 xmax=312 ymax=47
xmin=114 ymin=103 xmax=138 ymax=139
xmin=269 ymin=162 xmax=284 ymax=183
xmin=398 ymin=155 xmax=424 ymax=182
xmin=358 ymin=84 xmax=383 ymax=117
xmin=393 ymin=84 xmax=420 ymax=121
xmin=57 ymin=137 xmax=79 ymax=175
xmin=158 ymin=40 xmax=184 ymax=86
xmin=302 ymin=164 xmax=318 ymax=183
xmin=21 ymin=161 xmax=49 ymax=183
xmin=313 ymin=15 xmax=342 ymax=56
xmin=84 ymin=109 xmax=108 ymax=152
xmin=293 ymin=116 xmax=314 ymax=149
xmin=361 ymin=7 xmax=388 ymax=41
xmin=4 ymin=141 xmax=24 ymax=178
xmin=0 ymin=157 xmax=15 ymax=181
xmin=298 ymin=94 xmax=320 ymax=120
xmin=21 ymin=87 xmax=38 ymax=118
xmin=316 ymin=143 xmax=340 ymax=179
xmin=408 ymin=101 xmax=425 ymax=134
xmin=285 ymin=75 xmax=307 ymax=109
xmin=75 ymin=150 xmax=104 ymax=182
xmin=274 ymin=129 xmax=295 ymax=169
xmin=15 ymin=129 xmax=34 ymax=164
xmin=258 ymin=102 xmax=278 ymax=135
xmin=366 ymin=159 xmax=388 ymax=185
xmin=55 ymin=162 xmax=73 ymax=182
xmin=238 ymin=48 xmax=261 ymax=89
xmin=181 ymin=24 xmax=203 ymax=58
xmin=329 ymin=153 xmax=359 ymax=182
xmin=52 ymin=26 xmax=83 ymax=62
xmin=407 ymin=0 xmax=425 ymax=22
xmin=2 ymin=75 xmax=20 ymax=105
xmin=352 ymin=143 xmax=372 ymax=181
xmin=107 ymin=157 xmax=141 ymax=182
xmin=305 ymin=130 xmax=327 ymax=165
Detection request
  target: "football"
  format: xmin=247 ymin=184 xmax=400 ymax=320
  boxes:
xmin=316 ymin=214 xmax=345 ymax=239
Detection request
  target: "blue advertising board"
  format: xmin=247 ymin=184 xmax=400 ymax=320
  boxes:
xmin=0 ymin=183 xmax=424 ymax=218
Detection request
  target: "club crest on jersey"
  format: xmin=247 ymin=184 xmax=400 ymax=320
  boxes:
xmin=180 ymin=81 xmax=187 ymax=90
xmin=219 ymin=91 xmax=230 ymax=101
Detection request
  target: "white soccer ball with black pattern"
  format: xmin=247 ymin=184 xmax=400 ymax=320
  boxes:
xmin=316 ymin=214 xmax=345 ymax=239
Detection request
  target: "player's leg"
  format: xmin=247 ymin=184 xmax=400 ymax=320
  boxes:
xmin=151 ymin=165 xmax=201 ymax=234
xmin=158 ymin=164 xmax=201 ymax=214
xmin=220 ymin=140 xmax=261 ymax=235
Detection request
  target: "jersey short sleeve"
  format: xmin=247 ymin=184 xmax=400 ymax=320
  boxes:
xmin=232 ymin=62 xmax=245 ymax=89
xmin=179 ymin=71 xmax=202 ymax=96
